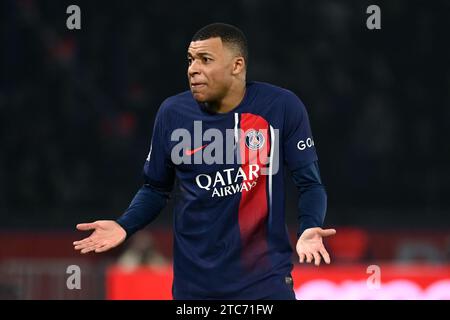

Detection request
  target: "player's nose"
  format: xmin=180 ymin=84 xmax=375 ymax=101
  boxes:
xmin=188 ymin=60 xmax=201 ymax=77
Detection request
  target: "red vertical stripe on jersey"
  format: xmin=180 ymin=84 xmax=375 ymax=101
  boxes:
xmin=238 ymin=113 xmax=270 ymax=271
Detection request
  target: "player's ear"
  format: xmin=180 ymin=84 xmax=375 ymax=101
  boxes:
xmin=232 ymin=56 xmax=245 ymax=75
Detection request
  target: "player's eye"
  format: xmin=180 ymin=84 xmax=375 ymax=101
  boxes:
xmin=202 ymin=57 xmax=212 ymax=63
xmin=187 ymin=57 xmax=193 ymax=65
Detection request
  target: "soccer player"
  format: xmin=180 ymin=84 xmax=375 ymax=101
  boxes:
xmin=73 ymin=23 xmax=336 ymax=300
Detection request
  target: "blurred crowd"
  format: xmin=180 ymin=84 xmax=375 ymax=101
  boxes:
xmin=1 ymin=0 xmax=449 ymax=229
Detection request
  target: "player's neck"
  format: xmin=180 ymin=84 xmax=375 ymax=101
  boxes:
xmin=216 ymin=81 xmax=246 ymax=114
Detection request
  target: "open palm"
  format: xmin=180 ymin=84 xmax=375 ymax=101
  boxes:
xmin=73 ymin=220 xmax=127 ymax=254
xmin=296 ymin=227 xmax=336 ymax=266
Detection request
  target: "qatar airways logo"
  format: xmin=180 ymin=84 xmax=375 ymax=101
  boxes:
xmin=169 ymin=121 xmax=280 ymax=176
xmin=196 ymin=164 xmax=260 ymax=198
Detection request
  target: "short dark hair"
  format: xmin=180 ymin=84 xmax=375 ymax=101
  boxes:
xmin=192 ymin=23 xmax=248 ymax=67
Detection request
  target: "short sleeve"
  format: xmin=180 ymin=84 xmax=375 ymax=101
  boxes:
xmin=283 ymin=91 xmax=318 ymax=171
xmin=143 ymin=101 xmax=175 ymax=192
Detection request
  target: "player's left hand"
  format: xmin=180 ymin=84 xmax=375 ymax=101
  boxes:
xmin=296 ymin=227 xmax=336 ymax=266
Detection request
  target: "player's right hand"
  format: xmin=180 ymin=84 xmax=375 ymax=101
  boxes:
xmin=73 ymin=220 xmax=127 ymax=254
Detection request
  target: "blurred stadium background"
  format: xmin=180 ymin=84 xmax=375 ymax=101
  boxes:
xmin=1 ymin=0 xmax=449 ymax=299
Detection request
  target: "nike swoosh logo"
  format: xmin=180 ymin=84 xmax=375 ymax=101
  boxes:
xmin=185 ymin=144 xmax=208 ymax=156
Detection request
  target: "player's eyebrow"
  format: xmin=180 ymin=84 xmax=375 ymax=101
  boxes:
xmin=187 ymin=51 xmax=214 ymax=58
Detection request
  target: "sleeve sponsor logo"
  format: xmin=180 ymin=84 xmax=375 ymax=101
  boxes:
xmin=297 ymin=138 xmax=315 ymax=151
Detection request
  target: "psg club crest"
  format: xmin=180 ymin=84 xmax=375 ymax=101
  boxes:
xmin=245 ymin=130 xmax=265 ymax=150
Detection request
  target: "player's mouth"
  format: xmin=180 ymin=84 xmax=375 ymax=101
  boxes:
xmin=191 ymin=83 xmax=206 ymax=90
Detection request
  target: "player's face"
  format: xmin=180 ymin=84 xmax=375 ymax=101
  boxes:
xmin=187 ymin=37 xmax=236 ymax=103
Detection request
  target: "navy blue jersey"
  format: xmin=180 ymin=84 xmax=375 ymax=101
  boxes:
xmin=145 ymin=81 xmax=318 ymax=299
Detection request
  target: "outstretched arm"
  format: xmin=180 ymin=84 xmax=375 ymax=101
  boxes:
xmin=115 ymin=184 xmax=170 ymax=238
xmin=291 ymin=161 xmax=336 ymax=266
xmin=74 ymin=100 xmax=175 ymax=254
xmin=73 ymin=184 xmax=169 ymax=254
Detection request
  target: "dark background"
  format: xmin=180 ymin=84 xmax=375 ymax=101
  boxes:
xmin=1 ymin=0 xmax=449 ymax=231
